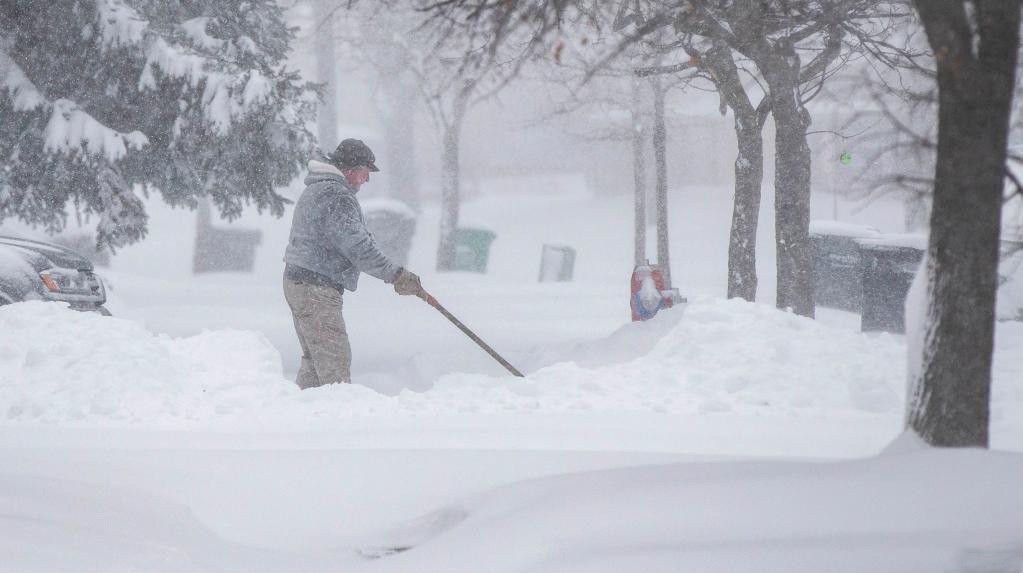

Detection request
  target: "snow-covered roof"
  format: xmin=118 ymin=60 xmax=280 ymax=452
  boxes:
xmin=809 ymin=220 xmax=881 ymax=239
xmin=856 ymin=233 xmax=928 ymax=251
xmin=360 ymin=198 xmax=417 ymax=219
xmin=0 ymin=245 xmax=37 ymax=281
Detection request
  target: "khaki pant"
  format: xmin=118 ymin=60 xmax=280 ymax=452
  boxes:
xmin=283 ymin=276 xmax=351 ymax=388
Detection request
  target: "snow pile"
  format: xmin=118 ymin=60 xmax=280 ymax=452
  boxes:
xmin=0 ymin=472 xmax=337 ymax=572
xmin=363 ymin=445 xmax=1023 ymax=573
xmin=0 ymin=298 xmax=912 ymax=427
xmin=411 ymin=298 xmax=905 ymax=416
xmin=0 ymin=302 xmax=307 ymax=426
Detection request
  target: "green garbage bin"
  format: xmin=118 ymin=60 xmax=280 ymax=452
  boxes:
xmin=451 ymin=227 xmax=496 ymax=273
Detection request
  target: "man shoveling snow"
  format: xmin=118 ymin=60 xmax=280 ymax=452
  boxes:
xmin=283 ymin=139 xmax=425 ymax=389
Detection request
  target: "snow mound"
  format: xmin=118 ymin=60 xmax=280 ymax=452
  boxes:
xmin=0 ymin=302 xmax=307 ymax=426
xmin=0 ymin=472 xmax=332 ymax=572
xmin=405 ymin=298 xmax=905 ymax=416
xmin=0 ymin=299 xmax=907 ymax=427
xmin=363 ymin=447 xmax=1023 ymax=573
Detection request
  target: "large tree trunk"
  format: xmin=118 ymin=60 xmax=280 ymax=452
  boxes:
xmin=762 ymin=46 xmax=814 ymax=317
xmin=651 ymin=75 xmax=671 ymax=287
xmin=728 ymin=111 xmax=764 ymax=301
xmin=313 ymin=0 xmax=338 ymax=151
xmin=907 ymin=0 xmax=1020 ymax=448
xmin=704 ymin=43 xmax=765 ymax=302
xmin=632 ymin=79 xmax=648 ymax=267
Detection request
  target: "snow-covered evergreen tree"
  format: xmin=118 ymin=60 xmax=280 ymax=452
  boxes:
xmin=0 ymin=0 xmax=317 ymax=249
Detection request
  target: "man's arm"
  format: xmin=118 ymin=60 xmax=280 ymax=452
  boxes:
xmin=327 ymin=194 xmax=401 ymax=283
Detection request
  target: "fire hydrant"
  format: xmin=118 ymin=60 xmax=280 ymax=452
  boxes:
xmin=631 ymin=263 xmax=685 ymax=321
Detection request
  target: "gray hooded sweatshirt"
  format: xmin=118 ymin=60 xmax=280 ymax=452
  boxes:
xmin=283 ymin=160 xmax=400 ymax=291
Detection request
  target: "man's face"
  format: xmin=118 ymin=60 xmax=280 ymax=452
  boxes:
xmin=344 ymin=166 xmax=371 ymax=190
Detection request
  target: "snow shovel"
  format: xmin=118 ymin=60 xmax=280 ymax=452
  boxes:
xmin=419 ymin=289 xmax=525 ymax=378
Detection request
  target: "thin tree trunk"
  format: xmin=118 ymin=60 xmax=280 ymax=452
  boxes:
xmin=632 ymin=79 xmax=648 ymax=267
xmin=313 ymin=1 xmax=338 ymax=151
xmin=763 ymin=46 xmax=814 ymax=318
xmin=907 ymin=0 xmax=1020 ymax=448
xmin=651 ymin=75 xmax=671 ymax=287
xmin=436 ymin=87 xmax=472 ymax=271
xmin=903 ymin=194 xmax=928 ymax=232
xmin=436 ymin=118 xmax=462 ymax=270
xmin=704 ymin=43 xmax=765 ymax=302
xmin=382 ymin=71 xmax=420 ymax=210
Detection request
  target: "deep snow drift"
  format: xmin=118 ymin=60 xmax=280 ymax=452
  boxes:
xmin=3 ymin=296 xmax=1021 ymax=433
xmin=4 ymin=439 xmax=1022 ymax=573
xmin=0 ymin=473 xmax=337 ymax=573
xmin=0 ymin=298 xmax=929 ymax=427
xmin=361 ymin=443 xmax=1023 ymax=573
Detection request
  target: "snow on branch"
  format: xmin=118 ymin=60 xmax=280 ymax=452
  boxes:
xmin=180 ymin=17 xmax=225 ymax=51
xmin=139 ymin=38 xmax=208 ymax=89
xmin=242 ymin=71 xmax=272 ymax=108
xmin=3 ymin=46 xmax=149 ymax=161
xmin=0 ymin=48 xmax=46 ymax=111
xmin=140 ymin=38 xmax=276 ymax=134
xmin=45 ymin=99 xmax=149 ymax=162
xmin=96 ymin=0 xmax=148 ymax=50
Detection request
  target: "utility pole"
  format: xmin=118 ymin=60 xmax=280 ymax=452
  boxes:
xmin=651 ymin=73 xmax=671 ymax=287
xmin=632 ymin=79 xmax=648 ymax=266
xmin=314 ymin=0 xmax=339 ymax=151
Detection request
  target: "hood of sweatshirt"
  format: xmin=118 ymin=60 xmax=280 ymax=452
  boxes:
xmin=303 ymin=159 xmax=355 ymax=192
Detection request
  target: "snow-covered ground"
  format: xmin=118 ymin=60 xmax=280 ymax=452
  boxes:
xmin=361 ymin=440 xmax=1023 ymax=573
xmin=2 ymin=186 xmax=1021 ymax=571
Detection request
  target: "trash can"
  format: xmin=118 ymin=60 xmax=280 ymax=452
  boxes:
xmin=997 ymin=239 xmax=1023 ymax=321
xmin=810 ymin=221 xmax=881 ymax=313
xmin=362 ymin=199 xmax=417 ymax=267
xmin=539 ymin=244 xmax=576 ymax=282
xmin=857 ymin=235 xmax=925 ymax=333
xmin=451 ymin=227 xmax=496 ymax=273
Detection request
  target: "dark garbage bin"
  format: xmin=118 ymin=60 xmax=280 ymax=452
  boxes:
xmin=193 ymin=226 xmax=262 ymax=274
xmin=192 ymin=200 xmax=262 ymax=274
xmin=539 ymin=244 xmax=576 ymax=282
xmin=810 ymin=221 xmax=881 ymax=313
xmin=857 ymin=235 xmax=925 ymax=333
xmin=362 ymin=199 xmax=417 ymax=267
xmin=997 ymin=238 xmax=1023 ymax=321
xmin=450 ymin=227 xmax=496 ymax=273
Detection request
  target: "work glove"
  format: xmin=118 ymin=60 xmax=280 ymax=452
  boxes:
xmin=393 ymin=268 xmax=424 ymax=298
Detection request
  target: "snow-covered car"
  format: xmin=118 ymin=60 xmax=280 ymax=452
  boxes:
xmin=0 ymin=235 xmax=109 ymax=314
